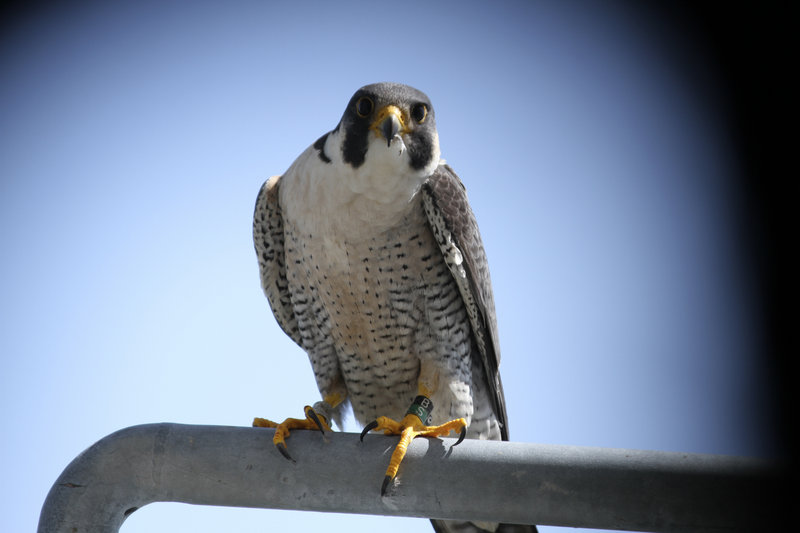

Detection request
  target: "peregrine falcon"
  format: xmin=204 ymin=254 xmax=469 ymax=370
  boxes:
xmin=253 ymin=83 xmax=536 ymax=532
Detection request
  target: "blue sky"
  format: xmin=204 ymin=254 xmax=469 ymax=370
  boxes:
xmin=1 ymin=1 xmax=777 ymax=532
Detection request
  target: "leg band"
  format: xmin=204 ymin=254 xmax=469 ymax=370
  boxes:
xmin=406 ymin=395 xmax=434 ymax=425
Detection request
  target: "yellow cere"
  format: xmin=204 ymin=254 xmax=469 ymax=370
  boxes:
xmin=370 ymin=105 xmax=409 ymax=134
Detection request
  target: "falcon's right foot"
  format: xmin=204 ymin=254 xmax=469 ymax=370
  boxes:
xmin=253 ymin=404 xmax=331 ymax=462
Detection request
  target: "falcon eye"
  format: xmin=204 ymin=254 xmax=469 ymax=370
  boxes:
xmin=411 ymin=103 xmax=428 ymax=123
xmin=355 ymin=97 xmax=373 ymax=118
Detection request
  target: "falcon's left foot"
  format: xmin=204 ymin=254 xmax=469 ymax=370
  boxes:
xmin=360 ymin=395 xmax=466 ymax=495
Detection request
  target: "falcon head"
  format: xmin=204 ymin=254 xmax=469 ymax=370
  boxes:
xmin=317 ymin=83 xmax=441 ymax=181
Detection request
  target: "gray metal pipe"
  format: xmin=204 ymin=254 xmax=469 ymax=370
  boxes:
xmin=38 ymin=423 xmax=780 ymax=532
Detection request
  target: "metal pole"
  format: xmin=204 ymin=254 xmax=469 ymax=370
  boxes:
xmin=38 ymin=423 xmax=780 ymax=532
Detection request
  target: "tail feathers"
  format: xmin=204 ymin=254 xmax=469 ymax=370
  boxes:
xmin=431 ymin=519 xmax=538 ymax=533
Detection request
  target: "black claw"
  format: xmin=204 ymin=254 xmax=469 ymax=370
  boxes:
xmin=306 ymin=409 xmax=327 ymax=435
xmin=275 ymin=442 xmax=296 ymax=463
xmin=381 ymin=475 xmax=393 ymax=496
xmin=453 ymin=426 xmax=467 ymax=447
xmin=360 ymin=420 xmax=379 ymax=442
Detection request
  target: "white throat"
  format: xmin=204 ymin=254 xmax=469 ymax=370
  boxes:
xmin=280 ymin=128 xmax=441 ymax=241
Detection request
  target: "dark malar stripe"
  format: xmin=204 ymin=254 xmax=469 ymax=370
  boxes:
xmin=313 ymin=133 xmax=332 ymax=163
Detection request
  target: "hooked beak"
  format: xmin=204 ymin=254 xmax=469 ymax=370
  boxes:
xmin=370 ymin=105 xmax=407 ymax=146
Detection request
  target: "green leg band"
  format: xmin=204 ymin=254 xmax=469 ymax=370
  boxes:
xmin=406 ymin=395 xmax=433 ymax=425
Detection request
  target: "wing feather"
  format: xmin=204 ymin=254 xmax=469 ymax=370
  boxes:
xmin=421 ymin=164 xmax=509 ymax=440
xmin=253 ymin=175 xmax=303 ymax=348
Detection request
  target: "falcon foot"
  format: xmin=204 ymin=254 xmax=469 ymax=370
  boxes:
xmin=253 ymin=405 xmax=331 ymax=463
xmin=360 ymin=395 xmax=466 ymax=495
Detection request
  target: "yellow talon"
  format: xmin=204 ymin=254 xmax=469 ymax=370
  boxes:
xmin=253 ymin=405 xmax=331 ymax=462
xmin=361 ymin=412 xmax=467 ymax=495
xmin=252 ymin=417 xmax=278 ymax=428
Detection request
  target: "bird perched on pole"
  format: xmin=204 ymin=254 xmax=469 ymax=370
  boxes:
xmin=253 ymin=82 xmax=536 ymax=533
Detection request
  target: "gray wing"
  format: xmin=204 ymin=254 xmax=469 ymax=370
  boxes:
xmin=253 ymin=175 xmax=303 ymax=348
xmin=421 ymin=164 xmax=509 ymax=440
